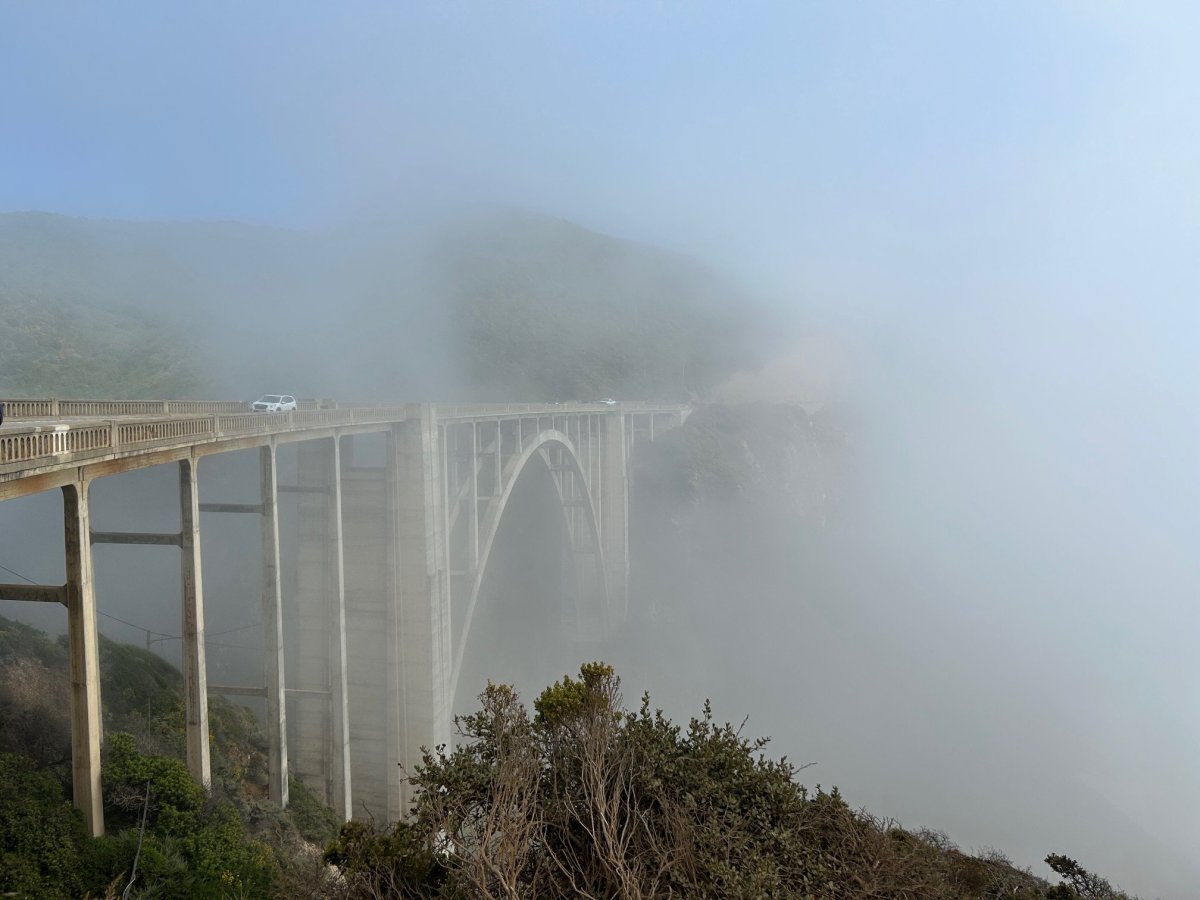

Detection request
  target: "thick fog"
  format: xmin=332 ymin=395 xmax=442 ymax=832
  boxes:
xmin=3 ymin=3 xmax=1200 ymax=897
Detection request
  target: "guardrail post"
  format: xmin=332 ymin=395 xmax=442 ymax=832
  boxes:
xmin=51 ymin=398 xmax=59 ymax=416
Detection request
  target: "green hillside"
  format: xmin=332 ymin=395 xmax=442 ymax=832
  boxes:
xmin=0 ymin=614 xmax=338 ymax=898
xmin=430 ymin=209 xmax=763 ymax=400
xmin=0 ymin=209 xmax=773 ymax=401
xmin=0 ymin=293 xmax=204 ymax=398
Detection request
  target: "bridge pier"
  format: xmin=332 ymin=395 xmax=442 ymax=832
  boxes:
xmin=289 ymin=438 xmax=352 ymax=820
xmin=260 ymin=445 xmax=289 ymax=807
xmin=63 ymin=480 xmax=104 ymax=837
xmin=600 ymin=412 xmax=630 ymax=624
xmin=394 ymin=407 xmax=452 ymax=814
xmin=179 ymin=457 xmax=211 ymax=789
xmin=341 ymin=434 xmax=403 ymax=821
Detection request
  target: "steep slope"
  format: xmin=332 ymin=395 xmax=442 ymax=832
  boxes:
xmin=429 ymin=208 xmax=765 ymax=400
xmin=0 ymin=614 xmax=339 ymax=897
xmin=0 ymin=209 xmax=775 ymax=401
xmin=0 ymin=292 xmax=204 ymax=398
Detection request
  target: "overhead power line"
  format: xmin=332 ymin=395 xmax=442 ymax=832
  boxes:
xmin=0 ymin=561 xmax=37 ymax=584
xmin=3 ymin=556 xmax=262 ymax=648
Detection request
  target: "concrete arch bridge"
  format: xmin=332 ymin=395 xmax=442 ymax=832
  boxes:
xmin=0 ymin=399 xmax=688 ymax=835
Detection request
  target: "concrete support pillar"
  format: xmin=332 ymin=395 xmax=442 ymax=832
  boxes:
xmin=179 ymin=458 xmax=211 ymax=788
xmin=600 ymin=412 xmax=629 ymax=626
xmin=63 ymin=480 xmax=104 ymax=837
xmin=260 ymin=444 xmax=289 ymax=807
xmin=342 ymin=434 xmax=402 ymax=821
xmin=290 ymin=438 xmax=352 ymax=820
xmin=396 ymin=405 xmax=451 ymax=814
xmin=470 ymin=422 xmax=479 ymax=567
xmin=328 ymin=438 xmax=352 ymax=820
xmin=384 ymin=428 xmax=405 ymax=821
xmin=492 ymin=420 xmax=502 ymax=505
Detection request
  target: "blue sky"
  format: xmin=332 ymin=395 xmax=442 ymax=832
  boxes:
xmin=4 ymin=3 xmax=1200 ymax=895
xmin=3 ymin=3 xmax=1196 ymax=335
xmin=0 ymin=4 xmax=1158 ymax=245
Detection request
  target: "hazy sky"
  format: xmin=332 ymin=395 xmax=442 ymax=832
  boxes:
xmin=4 ymin=3 xmax=1200 ymax=896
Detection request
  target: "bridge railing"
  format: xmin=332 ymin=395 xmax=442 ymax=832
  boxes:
xmin=118 ymin=418 xmax=215 ymax=446
xmin=165 ymin=400 xmax=256 ymax=415
xmin=0 ymin=425 xmax=116 ymax=464
xmin=1 ymin=400 xmax=57 ymax=417
xmin=1 ymin=398 xmax=255 ymax=418
xmin=0 ymin=406 xmax=417 ymax=472
xmin=0 ymin=400 xmax=689 ymax=473
xmin=433 ymin=402 xmax=692 ymax=419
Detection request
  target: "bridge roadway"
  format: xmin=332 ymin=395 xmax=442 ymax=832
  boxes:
xmin=0 ymin=398 xmax=687 ymax=836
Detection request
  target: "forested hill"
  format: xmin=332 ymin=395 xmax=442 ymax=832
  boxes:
xmin=0 ymin=209 xmax=772 ymax=401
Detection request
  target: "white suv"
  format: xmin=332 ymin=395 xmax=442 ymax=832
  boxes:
xmin=251 ymin=394 xmax=297 ymax=412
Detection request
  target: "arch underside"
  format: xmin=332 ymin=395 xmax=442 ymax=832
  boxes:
xmin=446 ymin=429 xmax=607 ymax=704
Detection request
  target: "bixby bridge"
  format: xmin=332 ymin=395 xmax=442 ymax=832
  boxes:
xmin=0 ymin=398 xmax=688 ymax=836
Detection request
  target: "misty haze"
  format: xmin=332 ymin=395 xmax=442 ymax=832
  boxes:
xmin=1 ymin=4 xmax=1198 ymax=899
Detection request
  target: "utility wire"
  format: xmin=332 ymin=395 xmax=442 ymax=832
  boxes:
xmin=206 ymin=621 xmax=261 ymax=638
xmin=99 ymin=609 xmax=174 ymax=637
xmin=4 ymin=554 xmax=264 ymax=647
xmin=0 ymin=561 xmax=38 ymax=584
xmin=142 ymin=620 xmax=263 ymax=643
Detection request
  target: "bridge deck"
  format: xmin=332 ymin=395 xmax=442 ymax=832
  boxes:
xmin=0 ymin=400 xmax=687 ymax=500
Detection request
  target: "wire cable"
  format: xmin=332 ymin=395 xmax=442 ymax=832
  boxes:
xmin=4 ymin=556 xmax=263 ymax=649
xmin=0 ymin=561 xmax=38 ymax=584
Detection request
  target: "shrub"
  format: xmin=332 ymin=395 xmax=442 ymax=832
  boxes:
xmin=0 ymin=752 xmax=92 ymax=899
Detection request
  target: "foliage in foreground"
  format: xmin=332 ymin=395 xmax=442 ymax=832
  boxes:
xmin=326 ymin=663 xmax=1136 ymax=900
xmin=0 ymin=616 xmax=339 ymax=898
xmin=0 ymin=628 xmax=1139 ymax=898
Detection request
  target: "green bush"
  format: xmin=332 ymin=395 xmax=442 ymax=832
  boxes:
xmin=324 ymin=664 xmax=1085 ymax=900
xmin=0 ymin=752 xmax=92 ymax=899
xmin=288 ymin=775 xmax=343 ymax=846
xmin=101 ymin=731 xmax=278 ymax=898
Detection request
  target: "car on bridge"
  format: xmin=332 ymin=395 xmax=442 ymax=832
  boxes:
xmin=250 ymin=394 xmax=297 ymax=412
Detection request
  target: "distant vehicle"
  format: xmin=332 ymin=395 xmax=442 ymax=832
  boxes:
xmin=250 ymin=394 xmax=297 ymax=412
xmin=595 ymin=398 xmax=618 ymax=406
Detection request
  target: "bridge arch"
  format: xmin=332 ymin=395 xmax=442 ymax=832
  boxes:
xmin=448 ymin=428 xmax=607 ymax=704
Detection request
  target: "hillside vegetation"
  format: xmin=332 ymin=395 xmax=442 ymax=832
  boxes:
xmin=0 ymin=293 xmax=203 ymax=398
xmin=0 ymin=616 xmax=1135 ymax=899
xmin=0 ymin=209 xmax=769 ymax=401
xmin=431 ymin=210 xmax=760 ymax=400
xmin=0 ymin=614 xmax=338 ymax=898
xmin=326 ymin=663 xmax=1134 ymax=899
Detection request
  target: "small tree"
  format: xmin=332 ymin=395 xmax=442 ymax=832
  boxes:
xmin=1045 ymin=853 xmax=1122 ymax=898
